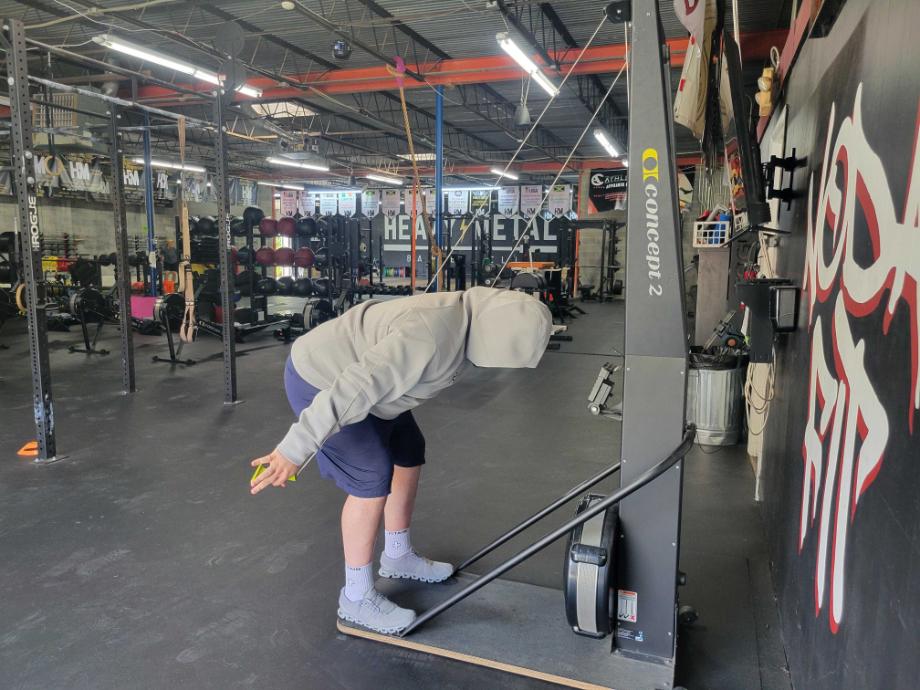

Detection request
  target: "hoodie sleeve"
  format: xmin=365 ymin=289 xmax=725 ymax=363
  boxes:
xmin=276 ymin=312 xmax=438 ymax=465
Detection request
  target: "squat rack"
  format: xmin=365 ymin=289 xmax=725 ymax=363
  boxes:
xmin=2 ymin=17 xmax=240 ymax=463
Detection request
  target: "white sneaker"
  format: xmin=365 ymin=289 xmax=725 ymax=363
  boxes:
xmin=379 ymin=550 xmax=454 ymax=583
xmin=337 ymin=588 xmax=416 ymax=634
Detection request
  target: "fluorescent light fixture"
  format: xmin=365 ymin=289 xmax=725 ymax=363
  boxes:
xmin=397 ymin=152 xmax=437 ymax=161
xmin=130 ymin=157 xmax=206 ymax=173
xmin=93 ymin=33 xmax=262 ymax=98
xmin=622 ymin=158 xmax=629 ymax=168
xmin=257 ymin=181 xmax=304 ymax=191
xmin=490 ymin=167 xmax=519 ymax=181
xmin=366 ymin=173 xmax=404 ymax=185
xmin=250 ymin=101 xmax=316 ymax=119
xmin=593 ymin=129 xmax=620 ymax=158
xmin=497 ymin=32 xmax=559 ymax=97
xmin=266 ymin=156 xmax=330 ymax=172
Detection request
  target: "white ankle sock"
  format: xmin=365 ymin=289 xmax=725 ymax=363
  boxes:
xmin=344 ymin=563 xmax=374 ymax=602
xmin=385 ymin=528 xmax=412 ymax=559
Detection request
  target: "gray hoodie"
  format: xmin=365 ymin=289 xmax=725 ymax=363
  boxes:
xmin=277 ymin=286 xmax=554 ymax=465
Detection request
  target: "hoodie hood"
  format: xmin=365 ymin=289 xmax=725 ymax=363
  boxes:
xmin=462 ymin=286 xmax=553 ymax=368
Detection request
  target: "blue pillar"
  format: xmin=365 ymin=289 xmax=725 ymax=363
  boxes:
xmin=435 ymin=85 xmax=444 ymax=292
xmin=142 ymin=111 xmax=158 ymax=296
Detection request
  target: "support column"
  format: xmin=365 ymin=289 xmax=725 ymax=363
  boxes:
xmin=142 ymin=111 xmax=158 ymax=297
xmin=213 ymin=94 xmax=238 ymax=404
xmin=2 ymin=17 xmax=56 ymax=462
xmin=434 ymin=86 xmax=444 ymax=292
xmin=109 ymin=108 xmax=136 ymax=394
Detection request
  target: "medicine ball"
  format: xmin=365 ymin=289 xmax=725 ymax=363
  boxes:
xmin=230 ymin=216 xmax=248 ymax=237
xmin=242 ymin=206 xmax=264 ymax=228
xmin=274 ymin=247 xmax=294 ymax=266
xmin=258 ymin=217 xmax=278 ymax=237
xmin=235 ymin=270 xmax=254 ymax=296
xmin=293 ymin=277 xmax=313 ymax=297
xmin=236 ymin=246 xmax=254 ymax=266
xmin=296 ymin=216 xmax=317 ymax=238
xmin=313 ymin=246 xmax=329 ymax=269
xmin=230 ymin=245 xmax=239 ymax=264
xmin=278 ymin=217 xmax=296 ymax=237
xmin=311 ymin=277 xmax=330 ymax=298
xmin=256 ymin=277 xmax=278 ymax=295
xmin=255 ymin=247 xmax=276 ymax=266
xmin=277 ymin=276 xmax=294 ymax=296
xmin=293 ymin=247 xmax=315 ymax=268
xmin=196 ymin=216 xmax=217 ymax=236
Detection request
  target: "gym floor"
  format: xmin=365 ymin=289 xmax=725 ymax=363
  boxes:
xmin=0 ymin=300 xmax=791 ymax=690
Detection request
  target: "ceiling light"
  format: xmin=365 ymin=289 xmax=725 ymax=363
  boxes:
xmin=251 ymin=101 xmax=316 ymax=119
xmin=593 ymin=129 xmax=620 ymax=158
xmin=130 ymin=157 xmax=206 ymax=173
xmin=490 ymin=167 xmax=519 ymax=181
xmin=266 ymin=156 xmax=330 ymax=172
xmin=94 ymin=34 xmax=262 ymax=98
xmin=496 ymin=32 xmax=559 ymax=98
xmin=366 ymin=173 xmax=404 ymax=185
xmin=257 ymin=181 xmax=304 ymax=191
xmin=397 ymin=152 xmax=437 ymax=161
xmin=622 ymin=158 xmax=629 ymax=168
xmin=280 ymin=1 xmax=296 ymax=9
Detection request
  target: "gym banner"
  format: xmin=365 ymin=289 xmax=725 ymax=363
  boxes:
xmin=318 ymin=192 xmax=338 ymax=215
xmin=519 ymin=184 xmax=543 ymax=217
xmin=298 ymin=192 xmax=317 ymax=217
xmin=381 ymin=189 xmax=401 ymax=217
xmin=589 ymin=169 xmax=628 ymax=212
xmin=280 ymin=190 xmax=299 ymax=216
xmin=497 ymin=186 xmax=520 ymax=216
xmin=338 ymin=192 xmax=357 ymax=217
xmin=361 ymin=189 xmax=380 ymax=217
xmin=547 ymin=184 xmax=573 ymax=217
xmin=470 ymin=190 xmax=492 ymax=216
xmin=446 ymin=189 xmax=469 ymax=215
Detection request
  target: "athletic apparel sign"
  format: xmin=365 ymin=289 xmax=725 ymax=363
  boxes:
xmin=319 ymin=192 xmax=338 ymax=215
xmin=447 ymin=189 xmax=469 ymax=215
xmin=381 ymin=189 xmax=401 ymax=217
xmin=338 ymin=192 xmax=357 ymax=217
xmin=361 ymin=189 xmax=380 ymax=217
xmin=280 ymin=190 xmax=298 ymax=216
xmin=547 ymin=184 xmax=573 ymax=218
xmin=470 ymin=190 xmax=492 ymax=215
xmin=519 ymin=185 xmax=543 ymax=217
xmin=497 ymin=186 xmax=520 ymax=216
xmin=589 ymin=169 xmax=628 ymax=211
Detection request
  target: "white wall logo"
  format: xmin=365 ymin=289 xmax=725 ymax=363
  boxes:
xmin=800 ymin=83 xmax=920 ymax=632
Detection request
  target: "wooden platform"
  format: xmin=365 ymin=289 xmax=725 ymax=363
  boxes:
xmin=337 ymin=574 xmax=675 ymax=690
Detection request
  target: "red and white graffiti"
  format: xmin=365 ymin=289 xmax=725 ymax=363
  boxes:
xmin=801 ymin=83 xmax=920 ymax=632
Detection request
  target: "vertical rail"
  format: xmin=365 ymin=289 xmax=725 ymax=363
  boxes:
xmin=213 ymin=95 xmax=238 ymax=404
xmin=3 ymin=18 xmax=56 ymax=462
xmin=142 ymin=111 xmax=158 ymax=297
xmin=109 ymin=108 xmax=136 ymax=394
xmin=434 ymin=86 xmax=444 ymax=292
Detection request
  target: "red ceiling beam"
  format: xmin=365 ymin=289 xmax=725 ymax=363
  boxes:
xmin=131 ymin=30 xmax=786 ymax=104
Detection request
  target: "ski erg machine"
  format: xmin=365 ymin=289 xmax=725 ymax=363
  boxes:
xmin=337 ymin=2 xmax=691 ymax=688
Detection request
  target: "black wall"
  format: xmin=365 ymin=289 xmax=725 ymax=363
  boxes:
xmin=761 ymin=1 xmax=920 ymax=688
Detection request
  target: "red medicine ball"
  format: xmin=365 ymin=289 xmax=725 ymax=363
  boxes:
xmin=293 ymin=247 xmax=315 ymax=268
xmin=258 ymin=217 xmax=278 ymax=237
xmin=274 ymin=247 xmax=294 ymax=266
xmin=277 ymin=217 xmax=296 ymax=237
xmin=255 ymin=247 xmax=276 ymax=266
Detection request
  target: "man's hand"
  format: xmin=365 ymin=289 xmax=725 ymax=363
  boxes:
xmin=250 ymin=449 xmax=299 ymax=495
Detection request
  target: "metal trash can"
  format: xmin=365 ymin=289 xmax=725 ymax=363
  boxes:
xmin=687 ymin=352 xmax=744 ymax=446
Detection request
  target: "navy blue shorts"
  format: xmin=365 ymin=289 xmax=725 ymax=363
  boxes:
xmin=283 ymin=358 xmax=426 ymax=498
